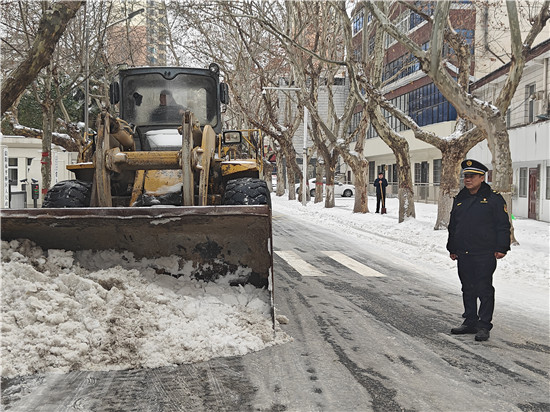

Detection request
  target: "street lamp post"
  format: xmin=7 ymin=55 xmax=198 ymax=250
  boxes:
xmin=84 ymin=8 xmax=144 ymax=140
xmin=262 ymin=86 xmax=309 ymax=206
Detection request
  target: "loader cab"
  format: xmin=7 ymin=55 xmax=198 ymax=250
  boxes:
xmin=110 ymin=64 xmax=227 ymax=151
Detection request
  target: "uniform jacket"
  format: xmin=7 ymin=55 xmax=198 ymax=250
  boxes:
xmin=447 ymin=182 xmax=511 ymax=256
xmin=374 ymin=178 xmax=388 ymax=195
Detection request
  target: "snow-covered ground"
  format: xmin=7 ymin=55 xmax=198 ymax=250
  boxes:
xmin=1 ymin=193 xmax=548 ymax=379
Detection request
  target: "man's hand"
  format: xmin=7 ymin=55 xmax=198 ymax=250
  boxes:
xmin=494 ymin=252 xmax=506 ymax=259
xmin=450 ymin=253 xmax=458 ymax=261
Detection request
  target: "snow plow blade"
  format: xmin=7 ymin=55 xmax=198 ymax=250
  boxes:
xmin=1 ymin=205 xmax=273 ymax=288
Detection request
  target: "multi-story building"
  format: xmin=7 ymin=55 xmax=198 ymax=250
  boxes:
xmin=347 ymin=1 xmax=550 ymax=221
xmin=144 ymin=0 xmax=168 ymax=65
xmin=468 ymin=39 xmax=550 ymax=222
xmin=108 ymin=0 xmax=167 ymax=67
xmin=348 ymin=2 xmax=474 ymax=200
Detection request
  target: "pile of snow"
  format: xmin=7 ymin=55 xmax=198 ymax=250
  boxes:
xmin=1 ymin=240 xmax=290 ymax=378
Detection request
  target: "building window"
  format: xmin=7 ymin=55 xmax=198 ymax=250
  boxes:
xmin=384 ymin=94 xmax=409 ymax=132
xmin=433 ymin=159 xmax=442 ymax=185
xmin=519 ymin=167 xmax=528 ymax=197
xmin=366 ymin=124 xmax=378 ymax=139
xmin=389 ymin=163 xmax=397 ymax=183
xmin=408 ymin=82 xmax=457 ymax=126
xmin=410 ymin=1 xmax=434 ymax=29
xmin=8 ymin=158 xmax=18 ymax=185
xmin=546 ymin=166 xmax=550 ymax=200
xmin=349 ymin=111 xmax=362 ymax=134
xmin=352 ymin=10 xmax=364 ymax=36
xmin=368 ymin=36 xmax=375 ymax=55
xmin=414 ymin=163 xmax=421 ymax=184
xmin=383 ymin=53 xmax=419 ymax=84
xmin=369 ymin=161 xmax=376 ymax=183
xmin=389 ymin=12 xmax=409 ymax=47
xmin=383 ymin=12 xmax=409 ymax=48
xmin=525 ymin=84 xmax=536 ymax=123
xmin=415 ymin=162 xmax=429 ymax=184
xmin=353 ymin=45 xmax=362 ymax=62
xmin=334 ymin=77 xmax=345 ymax=86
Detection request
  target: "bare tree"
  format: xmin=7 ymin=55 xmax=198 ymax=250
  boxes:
xmin=1 ymin=1 xmax=84 ymax=114
xmin=169 ymin=1 xmax=305 ymax=199
xmin=2 ymin=1 xmax=147 ymax=198
xmin=336 ymin=0 xmax=417 ymax=221
xmin=246 ymin=1 xmax=373 ymax=211
xmin=365 ymin=0 xmax=549 ymax=233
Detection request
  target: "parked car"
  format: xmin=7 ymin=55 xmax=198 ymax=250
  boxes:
xmin=297 ymin=178 xmax=355 ymax=197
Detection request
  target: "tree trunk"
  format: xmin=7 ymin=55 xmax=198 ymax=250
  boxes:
xmin=369 ymin=106 xmax=416 ymax=222
xmin=287 ymin=168 xmax=297 ymax=201
xmin=279 ymin=137 xmax=301 ymax=201
xmin=435 ymin=149 xmax=464 ymax=230
xmin=352 ymin=160 xmax=370 ymax=213
xmin=1 ymin=1 xmax=84 ymax=114
xmin=314 ymin=162 xmax=324 ymax=203
xmin=263 ymin=159 xmax=274 ymax=192
xmin=324 ymin=155 xmax=338 ymax=208
xmin=275 ymin=151 xmax=285 ymax=197
xmin=486 ymin=118 xmax=517 ymax=244
xmin=393 ymin=146 xmax=416 ymax=222
xmin=41 ymin=101 xmax=54 ymax=200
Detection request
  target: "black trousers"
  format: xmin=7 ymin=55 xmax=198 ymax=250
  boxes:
xmin=376 ymin=192 xmax=385 ymax=212
xmin=457 ymin=253 xmax=497 ymax=330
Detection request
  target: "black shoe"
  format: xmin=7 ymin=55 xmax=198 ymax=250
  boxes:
xmin=451 ymin=324 xmax=478 ymax=334
xmin=475 ymin=328 xmax=490 ymax=341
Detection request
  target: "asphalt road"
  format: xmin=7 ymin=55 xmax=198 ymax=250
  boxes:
xmin=2 ymin=208 xmax=549 ymax=411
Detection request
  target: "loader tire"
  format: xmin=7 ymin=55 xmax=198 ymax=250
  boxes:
xmin=223 ymin=178 xmax=271 ymax=208
xmin=42 ymin=180 xmax=92 ymax=208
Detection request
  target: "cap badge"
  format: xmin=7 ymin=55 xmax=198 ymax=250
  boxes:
xmin=466 ymin=160 xmax=472 ymax=166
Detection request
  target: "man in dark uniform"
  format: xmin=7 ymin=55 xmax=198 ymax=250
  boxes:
xmin=447 ymin=159 xmax=511 ymax=341
xmin=374 ymin=171 xmax=388 ymax=213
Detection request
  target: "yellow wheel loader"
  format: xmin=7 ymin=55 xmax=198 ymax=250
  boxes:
xmin=1 ymin=64 xmax=273 ymax=298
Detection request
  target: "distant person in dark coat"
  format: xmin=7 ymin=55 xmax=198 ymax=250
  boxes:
xmin=373 ymin=172 xmax=388 ymax=213
xmin=447 ymin=159 xmax=511 ymax=342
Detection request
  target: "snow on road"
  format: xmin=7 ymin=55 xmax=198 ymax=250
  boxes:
xmin=1 ymin=240 xmax=290 ymax=378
